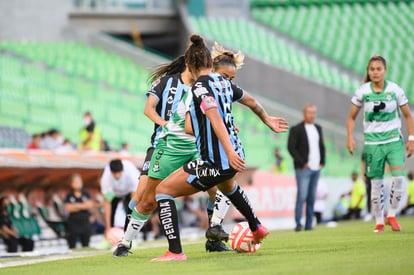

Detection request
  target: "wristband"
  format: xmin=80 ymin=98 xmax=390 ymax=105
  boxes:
xmin=408 ymin=135 xmax=414 ymax=141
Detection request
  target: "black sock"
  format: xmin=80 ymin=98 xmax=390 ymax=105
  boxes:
xmin=158 ymin=198 xmax=182 ymax=254
xmin=226 ymin=185 xmax=260 ymax=231
xmin=207 ymin=208 xmax=213 ymax=225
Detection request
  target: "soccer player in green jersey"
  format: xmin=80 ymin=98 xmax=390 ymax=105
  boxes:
xmin=347 ymin=55 xmax=414 ymax=232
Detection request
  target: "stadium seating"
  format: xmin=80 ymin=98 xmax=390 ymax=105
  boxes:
xmin=0 ymin=45 xmax=151 ymax=153
xmin=189 ymin=16 xmax=360 ymax=93
xmin=0 ymin=41 xmax=358 ymax=176
xmin=251 ymin=1 xmax=414 ymax=102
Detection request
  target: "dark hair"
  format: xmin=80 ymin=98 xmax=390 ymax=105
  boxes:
xmin=213 ymin=53 xmax=236 ymax=69
xmin=364 ymin=55 xmax=387 ymax=83
xmin=408 ymin=171 xmax=414 ymax=181
xmin=148 ymin=55 xmax=186 ymax=84
xmin=109 ymin=159 xmax=123 ymax=173
xmin=184 ymin=34 xmax=212 ymax=75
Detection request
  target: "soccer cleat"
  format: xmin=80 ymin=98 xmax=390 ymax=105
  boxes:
xmin=205 ymin=225 xmax=229 ymax=242
xmin=205 ymin=240 xmax=231 ymax=252
xmin=112 ymin=242 xmax=132 ymax=257
xmin=151 ymin=250 xmax=187 ymax=262
xmin=252 ymin=224 xmax=269 ymax=244
xmin=385 ymin=216 xmax=401 ymax=231
xmin=373 ymin=224 xmax=384 ymax=233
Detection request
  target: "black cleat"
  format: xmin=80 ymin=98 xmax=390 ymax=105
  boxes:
xmin=112 ymin=242 xmax=132 ymax=257
xmin=205 ymin=225 xmax=229 ymax=242
xmin=205 ymin=240 xmax=231 ymax=252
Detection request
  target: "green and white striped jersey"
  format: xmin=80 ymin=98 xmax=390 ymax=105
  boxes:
xmin=159 ymin=91 xmax=197 ymax=153
xmin=351 ymin=81 xmax=408 ymax=145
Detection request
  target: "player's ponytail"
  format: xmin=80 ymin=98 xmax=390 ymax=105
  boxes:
xmin=148 ymin=55 xmax=186 ymax=84
xmin=364 ymin=55 xmax=387 ymax=83
xmin=184 ymin=34 xmax=212 ymax=75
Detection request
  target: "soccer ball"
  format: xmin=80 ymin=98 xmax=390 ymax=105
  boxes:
xmin=105 ymin=227 xmax=124 ymax=246
xmin=228 ymin=222 xmax=261 ymax=253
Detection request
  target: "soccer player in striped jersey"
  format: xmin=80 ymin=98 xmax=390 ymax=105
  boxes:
xmin=151 ymin=34 xmax=288 ymax=261
xmin=129 ymin=55 xmax=188 ymax=210
xmin=113 ymin=41 xmax=234 ymax=256
xmin=347 ymin=55 xmax=414 ymax=233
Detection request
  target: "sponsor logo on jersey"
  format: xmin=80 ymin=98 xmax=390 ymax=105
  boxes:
xmin=153 ymin=161 xmax=160 ymax=172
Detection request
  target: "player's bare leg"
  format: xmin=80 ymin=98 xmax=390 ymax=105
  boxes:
xmin=113 ymin=176 xmax=161 ymax=257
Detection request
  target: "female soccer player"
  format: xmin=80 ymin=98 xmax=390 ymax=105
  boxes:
xmin=114 ymin=42 xmax=248 ymax=256
xmin=347 ymin=55 xmax=414 ymax=232
xmin=114 ymin=42 xmax=236 ymax=256
xmin=151 ymin=34 xmax=288 ymax=261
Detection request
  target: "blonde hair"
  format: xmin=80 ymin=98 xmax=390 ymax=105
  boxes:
xmin=211 ymin=42 xmax=244 ymax=70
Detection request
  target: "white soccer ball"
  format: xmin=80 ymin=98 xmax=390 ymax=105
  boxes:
xmin=228 ymin=222 xmax=261 ymax=253
xmin=105 ymin=227 xmax=124 ymax=246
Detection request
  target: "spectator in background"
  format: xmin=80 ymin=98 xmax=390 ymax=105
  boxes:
xmin=27 ymin=134 xmax=41 ymax=150
xmin=0 ymin=196 xmax=34 ymax=253
xmin=119 ymin=143 xmax=130 ymax=155
xmin=79 ymin=111 xmax=102 ymax=151
xmin=64 ymin=174 xmax=94 ymax=249
xmin=42 ymin=129 xmax=64 ymax=150
xmin=288 ymin=104 xmax=326 ymax=232
xmin=344 ymin=172 xmax=366 ymax=220
xmin=401 ymin=172 xmax=414 ymax=215
xmin=39 ymin=131 xmax=49 ymax=149
xmin=273 ymin=147 xmax=287 ymax=173
xmin=100 ymin=159 xmax=139 ymax=235
xmin=55 ymin=139 xmax=75 ymax=153
xmin=333 ymin=194 xmax=350 ymax=221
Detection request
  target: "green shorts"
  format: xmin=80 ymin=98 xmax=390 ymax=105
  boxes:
xmin=363 ymin=139 xmax=405 ymax=179
xmin=148 ymin=139 xmax=198 ymax=180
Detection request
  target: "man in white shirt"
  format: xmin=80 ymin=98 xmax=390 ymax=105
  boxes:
xmin=288 ymin=104 xmax=326 ymax=231
xmin=100 ymin=159 xmax=140 ymax=234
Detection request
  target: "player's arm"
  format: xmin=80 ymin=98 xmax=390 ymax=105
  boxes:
xmin=238 ymin=92 xmax=288 ymax=133
xmin=144 ymin=94 xmax=168 ymax=127
xmin=400 ymin=104 xmax=414 ymax=157
xmin=204 ymin=101 xmax=245 ymax=172
xmin=346 ymin=104 xmax=361 ymax=155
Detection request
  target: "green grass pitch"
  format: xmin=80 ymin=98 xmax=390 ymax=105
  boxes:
xmin=2 ymin=217 xmax=414 ymax=275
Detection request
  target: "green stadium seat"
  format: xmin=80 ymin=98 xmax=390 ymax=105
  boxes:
xmin=251 ymin=1 xmax=414 ymax=102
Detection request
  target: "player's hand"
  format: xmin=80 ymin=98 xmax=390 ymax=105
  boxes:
xmin=228 ymin=151 xmax=245 ymax=172
xmin=347 ymin=137 xmax=355 ymax=155
xmin=266 ymin=117 xmax=289 ymax=133
xmin=406 ymin=140 xmax=414 ymax=157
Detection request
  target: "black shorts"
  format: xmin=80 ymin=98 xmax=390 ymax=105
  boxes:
xmin=183 ymin=159 xmax=237 ymax=191
xmin=141 ymin=147 xmax=155 ymax=176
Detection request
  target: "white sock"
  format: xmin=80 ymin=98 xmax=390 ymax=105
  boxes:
xmin=387 ymin=176 xmax=406 ymax=217
xmin=371 ymin=179 xmax=385 ymax=225
xmin=211 ymin=190 xmax=231 ymax=227
xmin=122 ymin=209 xmax=148 ymax=246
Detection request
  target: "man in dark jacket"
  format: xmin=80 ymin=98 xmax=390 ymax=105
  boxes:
xmin=288 ymin=104 xmax=326 ymax=231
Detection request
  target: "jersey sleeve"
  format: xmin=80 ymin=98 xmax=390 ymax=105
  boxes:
xmin=100 ymin=166 xmax=115 ymax=201
xmin=146 ymin=77 xmax=165 ymax=100
xmin=351 ymin=87 xmax=364 ymax=107
xmin=185 ymin=92 xmax=194 ymax=112
xmin=396 ymin=86 xmax=409 ymax=106
xmin=231 ymin=83 xmax=245 ymax=102
xmin=192 ymin=79 xmax=217 ymax=114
